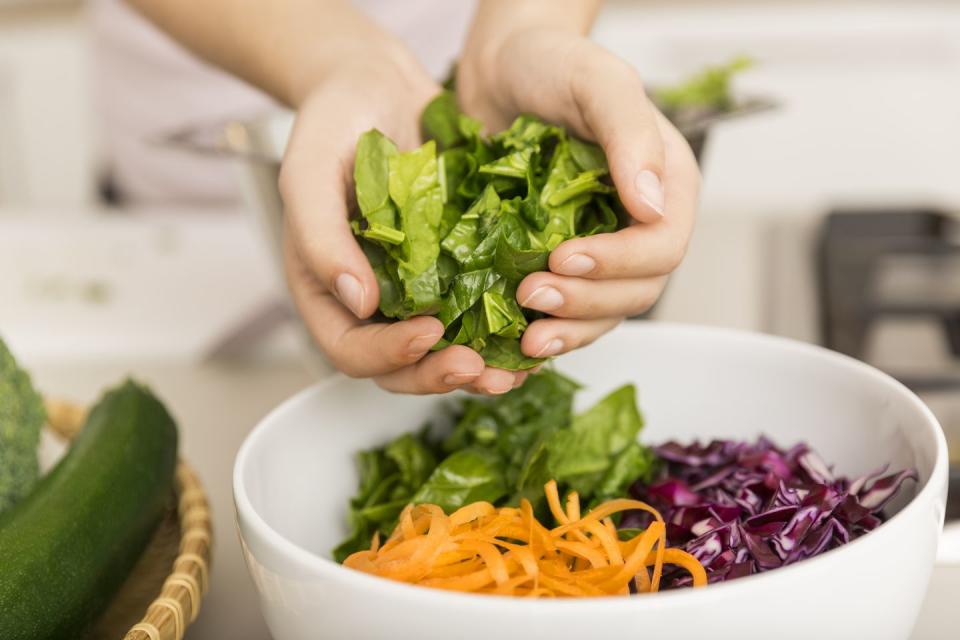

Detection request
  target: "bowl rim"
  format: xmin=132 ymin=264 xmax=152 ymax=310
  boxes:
xmin=234 ymin=322 xmax=948 ymax=610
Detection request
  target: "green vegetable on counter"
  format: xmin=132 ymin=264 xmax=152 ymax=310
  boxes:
xmin=654 ymin=55 xmax=753 ymax=115
xmin=333 ymin=370 xmax=657 ymax=562
xmin=0 ymin=380 xmax=178 ymax=640
xmin=0 ymin=337 xmax=45 ymax=515
xmin=352 ymin=91 xmax=626 ymax=371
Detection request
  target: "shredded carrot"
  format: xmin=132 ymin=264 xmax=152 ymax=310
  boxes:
xmin=343 ymin=480 xmax=707 ymax=597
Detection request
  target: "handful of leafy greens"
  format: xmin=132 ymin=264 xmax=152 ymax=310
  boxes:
xmin=351 ymin=92 xmax=626 ymax=371
xmin=333 ymin=370 xmax=657 ymax=562
xmin=0 ymin=337 xmax=45 ymax=515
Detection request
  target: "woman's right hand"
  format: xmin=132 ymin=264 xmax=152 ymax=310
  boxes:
xmin=280 ymin=54 xmax=529 ymax=395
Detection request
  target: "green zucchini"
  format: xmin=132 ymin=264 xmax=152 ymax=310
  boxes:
xmin=0 ymin=379 xmax=178 ymax=640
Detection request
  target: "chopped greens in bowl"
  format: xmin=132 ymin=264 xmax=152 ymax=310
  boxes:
xmin=333 ymin=370 xmax=657 ymax=562
xmin=334 ymin=370 xmax=917 ymax=593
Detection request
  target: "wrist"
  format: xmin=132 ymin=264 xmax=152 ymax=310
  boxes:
xmin=459 ymin=1 xmax=600 ymax=120
xmin=289 ymin=38 xmax=433 ymax=109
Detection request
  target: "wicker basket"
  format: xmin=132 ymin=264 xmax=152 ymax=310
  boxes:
xmin=44 ymin=399 xmax=213 ymax=640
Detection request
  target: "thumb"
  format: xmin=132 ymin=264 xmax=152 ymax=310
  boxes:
xmin=279 ymin=118 xmax=379 ymax=319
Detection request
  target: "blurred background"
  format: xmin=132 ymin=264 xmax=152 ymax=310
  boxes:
xmin=1 ymin=0 xmax=958 ymax=638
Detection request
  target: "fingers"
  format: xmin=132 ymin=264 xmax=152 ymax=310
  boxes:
xmin=287 ymin=232 xmax=453 ymax=378
xmin=490 ymin=32 xmax=665 ymax=224
xmin=279 ymin=92 xmax=380 ymax=319
xmin=374 ymin=345 xmax=485 ymax=394
xmin=287 ymin=219 xmax=536 ymax=392
xmin=327 ymin=317 xmax=447 ymax=379
xmin=546 ymin=112 xmax=700 ymax=282
xmin=567 ymin=42 xmax=666 ymax=223
xmin=467 ymin=368 xmax=529 ymax=395
xmin=548 ymin=220 xmax=690 ymax=280
xmin=517 ymin=271 xmax=667 ymax=320
xmin=521 ymin=317 xmax=622 ymax=358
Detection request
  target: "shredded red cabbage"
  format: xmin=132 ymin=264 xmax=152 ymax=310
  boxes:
xmin=623 ymin=437 xmax=918 ymax=588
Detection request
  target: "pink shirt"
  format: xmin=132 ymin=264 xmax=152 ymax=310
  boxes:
xmin=91 ymin=0 xmax=475 ymax=204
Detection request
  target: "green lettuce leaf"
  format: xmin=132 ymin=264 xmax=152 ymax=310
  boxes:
xmin=545 ymin=384 xmax=645 ymax=496
xmin=411 ymin=447 xmax=507 ymax=513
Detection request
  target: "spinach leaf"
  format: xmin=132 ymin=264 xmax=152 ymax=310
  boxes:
xmin=437 ymin=268 xmax=499 ymax=327
xmin=360 ymin=241 xmax=403 ymax=318
xmin=568 ymin=137 xmax=608 ymax=172
xmin=389 ymin=141 xmax=445 ymax=316
xmin=512 ymin=439 xmax=552 ymax=506
xmin=385 ymin=433 xmax=438 ymax=489
xmin=333 ymin=429 xmax=439 ymax=562
xmin=593 ymin=440 xmax=658 ymax=504
xmin=479 ymin=147 xmax=534 ymax=179
xmin=654 ymin=55 xmax=752 ymax=114
xmin=353 ymin=448 xmax=395 ymax=507
xmin=493 ymin=211 xmax=549 ymax=282
xmin=545 ymin=384 xmax=645 ymax=496
xmin=493 ymin=115 xmax=561 ymax=151
xmin=482 ymin=289 xmax=527 ymax=339
xmin=352 ymin=91 xmax=627 ymax=369
xmin=478 ymin=336 xmax=542 ymax=371
xmin=489 ymin=368 xmax=579 ymax=427
xmin=436 ymin=253 xmax=458 ymax=294
xmin=421 ymin=90 xmax=466 ymax=150
xmin=442 ymin=399 xmax=500 ymax=452
xmin=440 ymin=184 xmax=499 ymax=266
xmin=353 ymin=130 xmax=398 ymax=228
xmin=411 ymin=447 xmax=507 ymax=513
xmin=333 ymin=371 xmax=659 ymax=561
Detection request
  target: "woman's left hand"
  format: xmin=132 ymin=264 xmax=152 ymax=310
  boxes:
xmin=457 ymin=17 xmax=700 ymax=360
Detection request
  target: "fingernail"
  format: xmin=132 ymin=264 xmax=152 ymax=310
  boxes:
xmin=443 ymin=372 xmax=480 ymax=386
xmin=408 ymin=333 xmax=441 ymax=355
xmin=535 ymin=338 xmax=564 ymax=358
xmin=335 ymin=272 xmax=365 ymax=317
xmin=512 ymin=373 xmax=528 ymax=388
xmin=482 ymin=370 xmax=515 ymax=394
xmin=484 ymin=385 xmax=512 ymax=395
xmin=557 ymin=253 xmax=596 ymax=276
xmin=635 ymin=169 xmax=665 ymax=216
xmin=521 ymin=286 xmax=564 ymax=311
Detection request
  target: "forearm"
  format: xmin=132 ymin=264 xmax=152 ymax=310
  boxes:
xmin=125 ymin=0 xmax=420 ymax=107
xmin=465 ymin=0 xmax=602 ymax=54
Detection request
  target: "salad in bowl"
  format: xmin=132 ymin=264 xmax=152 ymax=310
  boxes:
xmin=234 ymin=323 xmax=947 ymax=640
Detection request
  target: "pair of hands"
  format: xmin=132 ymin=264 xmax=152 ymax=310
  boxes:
xmin=280 ymin=26 xmax=700 ymax=395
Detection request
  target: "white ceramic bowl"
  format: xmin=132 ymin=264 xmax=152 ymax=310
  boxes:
xmin=234 ymin=323 xmax=948 ymax=640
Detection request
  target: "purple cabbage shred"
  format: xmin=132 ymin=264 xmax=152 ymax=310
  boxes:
xmin=623 ymin=437 xmax=917 ymax=589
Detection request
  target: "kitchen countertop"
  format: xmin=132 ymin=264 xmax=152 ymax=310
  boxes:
xmin=3 ymin=211 xmax=957 ymax=639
